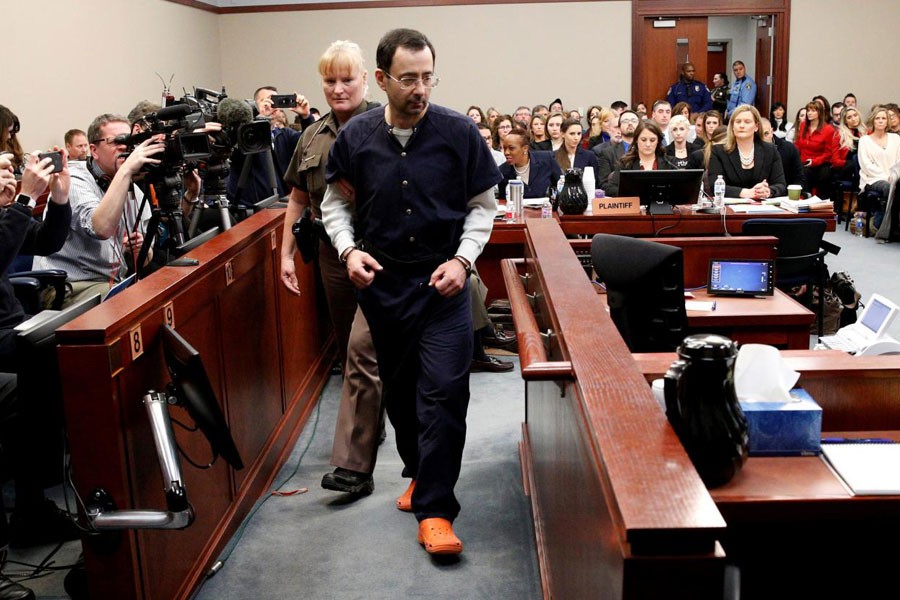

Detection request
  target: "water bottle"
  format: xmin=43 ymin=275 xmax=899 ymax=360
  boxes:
xmin=508 ymin=179 xmax=524 ymax=223
xmin=714 ymin=175 xmax=726 ymax=209
xmin=854 ymin=212 xmax=865 ymax=238
xmin=503 ymin=182 xmax=513 ymax=222
xmin=556 ymin=175 xmax=565 ymax=197
xmin=541 ymin=197 xmax=552 ymax=219
xmin=582 ymin=167 xmax=596 ymax=203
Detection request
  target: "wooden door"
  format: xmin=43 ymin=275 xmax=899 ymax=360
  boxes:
xmin=755 ymin=15 xmax=774 ymax=116
xmin=707 ymin=44 xmax=727 ymax=91
xmin=636 ymin=17 xmax=708 ymax=109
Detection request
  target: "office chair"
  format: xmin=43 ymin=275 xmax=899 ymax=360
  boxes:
xmin=741 ymin=218 xmax=839 ymax=336
xmin=831 ymin=153 xmax=857 ymax=226
xmin=9 ymin=269 xmax=68 ymax=314
xmin=844 ymin=155 xmax=882 ymax=237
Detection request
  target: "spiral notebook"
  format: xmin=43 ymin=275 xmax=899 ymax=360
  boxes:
xmin=821 ymin=443 xmax=900 ymax=495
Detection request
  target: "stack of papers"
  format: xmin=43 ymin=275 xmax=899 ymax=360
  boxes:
xmin=822 ymin=442 xmax=900 ymax=495
xmin=778 ymin=197 xmax=834 ymax=213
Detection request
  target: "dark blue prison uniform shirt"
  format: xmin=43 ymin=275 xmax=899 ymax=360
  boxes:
xmin=325 ymin=103 xmax=502 ymax=262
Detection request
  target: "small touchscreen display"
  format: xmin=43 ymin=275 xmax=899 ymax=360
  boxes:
xmin=708 ymin=259 xmax=775 ymax=297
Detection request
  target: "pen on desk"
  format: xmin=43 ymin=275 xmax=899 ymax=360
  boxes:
xmin=821 ymin=438 xmax=896 ymax=444
xmin=711 ymin=301 xmax=716 ymax=311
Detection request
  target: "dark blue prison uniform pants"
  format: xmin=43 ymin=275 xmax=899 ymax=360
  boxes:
xmin=358 ymin=269 xmax=472 ymax=523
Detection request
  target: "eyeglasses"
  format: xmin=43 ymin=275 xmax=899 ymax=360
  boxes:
xmin=383 ymin=72 xmax=440 ymax=90
xmin=497 ymin=123 xmax=512 ymax=131
xmin=91 ymin=136 xmax=125 ymax=146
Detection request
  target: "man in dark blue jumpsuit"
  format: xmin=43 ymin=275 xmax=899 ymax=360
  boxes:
xmin=666 ymin=62 xmax=713 ymax=115
xmin=322 ymin=28 xmax=500 ymax=556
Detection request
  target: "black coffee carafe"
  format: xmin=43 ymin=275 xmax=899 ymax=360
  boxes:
xmin=557 ymin=168 xmax=588 ymax=215
xmin=664 ymin=334 xmax=748 ymax=488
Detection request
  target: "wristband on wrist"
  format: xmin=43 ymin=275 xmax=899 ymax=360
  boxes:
xmin=453 ymin=255 xmax=472 ymax=277
xmin=340 ymin=247 xmax=357 ymax=264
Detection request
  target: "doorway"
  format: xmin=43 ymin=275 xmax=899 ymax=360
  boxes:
xmin=632 ymin=1 xmax=790 ymax=118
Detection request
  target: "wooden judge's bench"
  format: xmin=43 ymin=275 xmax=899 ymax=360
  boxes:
xmin=56 ymin=209 xmax=332 ymax=600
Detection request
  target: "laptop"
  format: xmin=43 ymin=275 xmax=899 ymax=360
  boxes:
xmin=707 ymin=259 xmax=775 ymax=297
xmin=819 ymin=293 xmax=900 ymax=354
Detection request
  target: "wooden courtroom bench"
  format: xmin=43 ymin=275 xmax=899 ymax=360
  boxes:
xmin=56 ymin=208 xmax=332 ymax=600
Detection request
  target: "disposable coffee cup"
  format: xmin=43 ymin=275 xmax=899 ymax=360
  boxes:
xmin=787 ymin=185 xmax=802 ymax=200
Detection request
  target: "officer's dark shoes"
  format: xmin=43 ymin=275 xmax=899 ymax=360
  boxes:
xmin=9 ymin=499 xmax=81 ymax=548
xmin=0 ymin=575 xmax=34 ymax=600
xmin=321 ymin=468 xmax=374 ymax=495
xmin=470 ymin=356 xmax=515 ymax=373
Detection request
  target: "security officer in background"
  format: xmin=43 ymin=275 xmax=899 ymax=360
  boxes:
xmin=666 ymin=62 xmax=713 ymax=115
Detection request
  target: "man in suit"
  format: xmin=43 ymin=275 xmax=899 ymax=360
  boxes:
xmin=593 ymin=110 xmax=639 ymax=193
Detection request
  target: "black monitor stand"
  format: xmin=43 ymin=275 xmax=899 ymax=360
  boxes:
xmin=648 ymin=200 xmax=673 ymax=215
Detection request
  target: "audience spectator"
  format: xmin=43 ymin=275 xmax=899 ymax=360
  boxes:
xmin=467 ymin=106 xmax=487 ymax=123
xmin=885 ymin=103 xmax=900 ymax=134
xmin=497 ymin=127 xmax=562 ymax=201
xmin=666 ymin=115 xmax=702 ymax=169
xmin=726 ymin=61 xmax=757 ymax=118
xmin=711 ymin=72 xmax=730 ymax=116
xmin=0 ymin=106 xmax=24 ymax=174
xmin=545 ymin=112 xmax=565 ymax=152
xmin=549 ymin=98 xmax=564 ymax=114
xmin=699 ymin=110 xmax=722 ymax=144
xmin=689 ymin=124 xmax=727 ymax=171
xmin=127 ymin=100 xmax=161 ymax=132
xmin=554 ymin=118 xmax=599 ymax=180
xmin=707 ymin=104 xmax=786 ymax=200
xmin=667 ymin=62 xmax=713 ymax=114
xmin=513 ymin=106 xmax=532 ymax=128
xmin=633 ymin=102 xmax=648 ymax=119
xmin=529 ymin=114 xmax=549 ymax=150
xmin=843 ymin=93 xmax=858 ymax=109
xmin=651 ymin=100 xmax=672 ymax=144
xmin=476 ymin=123 xmax=506 ymax=166
xmin=761 ymin=117 xmax=805 ymax=189
xmin=787 ymin=106 xmax=807 ymax=144
xmin=610 ymin=100 xmax=629 ymax=114
xmin=795 ymin=99 xmax=839 ymax=200
xmin=486 ymin=107 xmax=500 ymax=126
xmin=858 ymin=106 xmax=900 ymax=233
xmin=587 ymin=108 xmax=616 ymax=148
xmin=490 ymin=114 xmax=514 ymax=151
xmin=770 ymin=102 xmax=792 ymax=139
xmin=64 ymin=128 xmax=89 ymax=161
xmin=567 ymin=109 xmax=582 ymax=123
xmin=606 ymin=120 xmax=676 ymax=196
xmin=594 ymin=110 xmax=639 ymax=192
xmin=831 ymin=102 xmax=844 ymax=127
xmin=532 ymin=104 xmax=549 ymax=119
xmin=672 ymin=102 xmax=691 ymax=120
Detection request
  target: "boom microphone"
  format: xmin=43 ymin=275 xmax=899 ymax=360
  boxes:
xmin=217 ymin=98 xmax=254 ymax=130
xmin=155 ymin=103 xmax=194 ymax=121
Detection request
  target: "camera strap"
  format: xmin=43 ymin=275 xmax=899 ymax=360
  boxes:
xmin=87 ymin=157 xmax=112 ymax=193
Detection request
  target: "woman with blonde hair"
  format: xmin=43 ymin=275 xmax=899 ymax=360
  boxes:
xmin=706 ymin=104 xmax=786 ymax=200
xmin=665 ymin=114 xmax=702 ymax=169
xmin=529 ymin=113 xmax=550 ymax=150
xmin=587 ymin=108 xmax=617 ymax=148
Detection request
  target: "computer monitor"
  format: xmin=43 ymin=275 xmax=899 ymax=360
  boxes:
xmin=591 ymin=234 xmax=688 ymax=352
xmin=160 ymin=324 xmax=244 ymax=470
xmin=174 ymin=226 xmax=220 ymax=256
xmin=617 ymin=169 xmax=704 ymax=215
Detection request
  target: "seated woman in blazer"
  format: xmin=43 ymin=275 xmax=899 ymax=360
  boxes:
xmin=707 ymin=104 xmax=786 ymax=200
xmin=605 ymin=120 xmax=678 ymax=197
xmin=497 ymin=127 xmax=563 ymax=201
xmin=554 ymin=117 xmax=599 ymax=181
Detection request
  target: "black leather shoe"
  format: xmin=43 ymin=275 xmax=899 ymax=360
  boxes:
xmin=0 ymin=575 xmax=35 ymax=600
xmin=470 ymin=356 xmax=515 ymax=373
xmin=321 ymin=468 xmax=374 ymax=495
xmin=9 ymin=499 xmax=81 ymax=549
xmin=482 ymin=328 xmax=518 ymax=352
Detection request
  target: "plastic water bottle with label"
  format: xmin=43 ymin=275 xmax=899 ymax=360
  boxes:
xmin=714 ymin=175 xmax=726 ymax=210
xmin=854 ymin=212 xmax=865 ymax=237
xmin=541 ymin=197 xmax=552 ymax=219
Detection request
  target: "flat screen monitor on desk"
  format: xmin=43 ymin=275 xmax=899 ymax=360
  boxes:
xmin=618 ymin=169 xmax=704 ymax=215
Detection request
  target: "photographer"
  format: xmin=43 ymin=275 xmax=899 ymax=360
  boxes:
xmin=36 ymin=113 xmax=200 ymax=305
xmin=226 ymin=86 xmax=314 ymax=209
xmin=0 ymin=151 xmax=77 ymax=600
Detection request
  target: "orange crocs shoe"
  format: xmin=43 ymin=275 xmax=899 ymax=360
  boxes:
xmin=396 ymin=480 xmax=416 ymax=512
xmin=417 ymin=518 xmax=463 ymax=555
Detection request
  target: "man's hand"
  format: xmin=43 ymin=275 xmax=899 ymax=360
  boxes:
xmin=291 ymin=92 xmax=311 ymax=119
xmin=49 ymin=146 xmax=70 ymax=205
xmin=123 ymin=231 xmax=144 ymax=255
xmin=121 ymin=135 xmax=165 ymax=178
xmin=429 ymin=259 xmax=467 ymax=297
xmin=345 ymin=249 xmax=381 ymax=289
xmin=0 ymin=157 xmax=16 ymax=207
xmin=280 ymin=255 xmax=302 ymax=296
xmin=20 ymin=152 xmax=56 ymax=199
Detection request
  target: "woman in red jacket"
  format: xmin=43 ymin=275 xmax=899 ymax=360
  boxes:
xmin=795 ymin=99 xmax=840 ymax=199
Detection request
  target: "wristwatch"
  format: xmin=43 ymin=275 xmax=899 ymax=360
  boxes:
xmin=340 ymin=246 xmax=357 ymax=264
xmin=15 ymin=194 xmax=35 ymax=208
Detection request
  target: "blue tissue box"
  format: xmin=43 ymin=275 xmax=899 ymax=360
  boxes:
xmin=739 ymin=388 xmax=822 ymax=456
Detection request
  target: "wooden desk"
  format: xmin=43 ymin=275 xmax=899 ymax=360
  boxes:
xmin=507 ymin=219 xmax=899 ymax=599
xmin=57 ymin=209 xmax=332 ymax=600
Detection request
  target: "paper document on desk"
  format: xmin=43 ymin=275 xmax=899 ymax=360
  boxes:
xmin=822 ymin=443 xmax=900 ymax=495
xmin=728 ymin=204 xmax=787 ymax=213
xmin=685 ymin=300 xmax=716 ymax=311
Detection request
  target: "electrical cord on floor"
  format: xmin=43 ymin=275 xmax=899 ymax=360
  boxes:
xmin=200 ymin=394 xmax=322 ymax=584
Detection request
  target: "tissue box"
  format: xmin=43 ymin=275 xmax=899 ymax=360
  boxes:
xmin=739 ymin=388 xmax=822 ymax=456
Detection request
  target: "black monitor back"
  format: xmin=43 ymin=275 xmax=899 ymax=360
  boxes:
xmin=591 ymin=234 xmax=688 ymax=352
xmin=618 ymin=169 xmax=704 ymax=211
xmin=15 ymin=293 xmax=103 ymax=486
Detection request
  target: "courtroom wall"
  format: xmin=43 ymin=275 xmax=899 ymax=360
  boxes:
xmin=8 ymin=0 xmax=221 ymax=152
